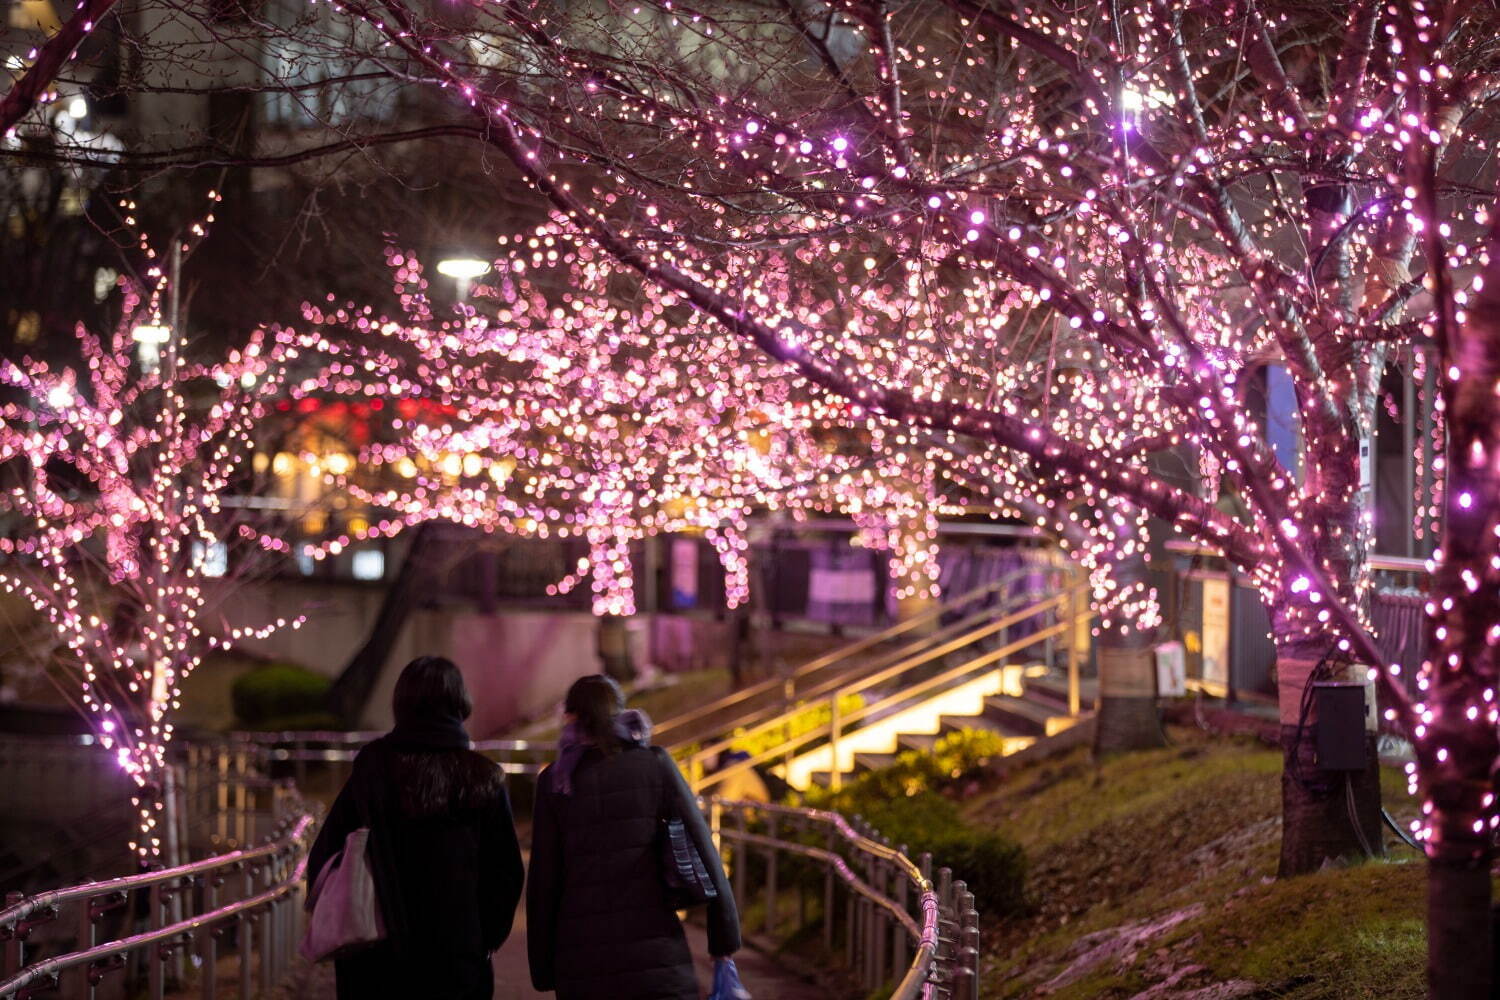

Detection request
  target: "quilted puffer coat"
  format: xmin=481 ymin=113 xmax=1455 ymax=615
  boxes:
xmin=526 ymin=744 xmax=740 ymax=999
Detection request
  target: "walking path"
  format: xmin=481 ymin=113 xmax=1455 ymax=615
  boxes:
xmin=277 ymin=911 xmax=824 ymax=999
xmin=489 ymin=910 xmax=823 ymax=1000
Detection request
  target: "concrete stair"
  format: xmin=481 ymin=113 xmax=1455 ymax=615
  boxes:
xmin=794 ymin=664 xmax=1091 ymax=790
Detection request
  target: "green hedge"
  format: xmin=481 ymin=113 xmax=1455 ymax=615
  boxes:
xmin=728 ymin=693 xmax=865 ymax=760
xmin=801 ymin=729 xmax=1027 ymax=917
xmin=231 ymin=662 xmax=338 ymax=731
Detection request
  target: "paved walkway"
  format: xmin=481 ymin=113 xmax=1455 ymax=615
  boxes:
xmin=278 ymin=913 xmax=823 ymax=999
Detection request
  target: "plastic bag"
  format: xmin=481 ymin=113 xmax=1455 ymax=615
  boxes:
xmin=707 ymin=957 xmax=752 ymax=1000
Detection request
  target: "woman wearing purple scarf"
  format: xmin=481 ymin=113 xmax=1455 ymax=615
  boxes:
xmin=527 ymin=674 xmax=741 ymax=999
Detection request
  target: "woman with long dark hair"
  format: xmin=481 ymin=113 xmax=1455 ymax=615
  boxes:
xmin=527 ymin=674 xmax=741 ymax=999
xmin=307 ymin=656 xmax=525 ymax=1000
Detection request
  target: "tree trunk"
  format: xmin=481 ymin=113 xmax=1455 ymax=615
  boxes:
xmin=1272 ymin=642 xmax=1384 ymax=876
xmin=1095 ymin=645 xmax=1164 ymax=753
xmin=1093 ymin=531 xmax=1166 ymax=754
xmin=1427 ymin=858 xmax=1492 ymax=998
xmin=1417 ymin=216 xmax=1500 ymax=999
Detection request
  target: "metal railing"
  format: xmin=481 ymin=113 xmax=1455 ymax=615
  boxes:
xmin=0 ymin=813 xmax=314 ymax=1000
xmin=711 ymin=799 xmax=978 ymax=1000
xmin=688 ymin=585 xmax=1092 ymax=795
xmin=220 ymin=730 xmax=548 ymax=783
xmin=655 ymin=566 xmax=1057 ymax=748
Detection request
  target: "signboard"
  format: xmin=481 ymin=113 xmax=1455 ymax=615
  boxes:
xmin=1201 ymin=576 xmax=1230 ymax=690
xmin=1155 ymin=641 xmax=1187 ymax=697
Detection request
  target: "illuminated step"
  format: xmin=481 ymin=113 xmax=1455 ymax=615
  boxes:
xmin=781 ymin=664 xmax=1027 ymax=789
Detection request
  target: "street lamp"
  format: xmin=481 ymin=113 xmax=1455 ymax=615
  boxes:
xmin=436 ymin=256 xmax=491 ymax=300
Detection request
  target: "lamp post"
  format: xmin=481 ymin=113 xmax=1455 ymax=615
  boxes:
xmin=436 ymin=256 xmax=490 ymax=300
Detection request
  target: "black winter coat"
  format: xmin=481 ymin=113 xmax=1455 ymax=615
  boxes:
xmin=527 ymin=744 xmax=740 ymax=1000
xmin=307 ymin=735 xmax=525 ymax=1000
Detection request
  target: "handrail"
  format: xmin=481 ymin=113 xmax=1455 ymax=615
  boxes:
xmin=0 ymin=813 xmax=314 ymax=1000
xmin=693 ymin=586 xmax=1092 ymax=794
xmin=690 ymin=586 xmax=1085 ymax=778
xmin=0 ymin=815 xmax=312 ymax=931
xmin=226 ymin=730 xmax=541 ymax=751
xmin=711 ymin=797 xmax=974 ymax=1000
xmin=654 ymin=566 xmax=1049 ymax=742
xmin=220 ymin=731 xmax=548 ymax=776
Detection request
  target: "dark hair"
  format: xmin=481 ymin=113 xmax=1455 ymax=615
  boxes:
xmin=565 ymin=674 xmax=625 ymax=753
xmin=392 ymin=655 xmax=472 ymax=727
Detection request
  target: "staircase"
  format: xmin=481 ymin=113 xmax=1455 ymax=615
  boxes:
xmin=682 ymin=583 xmax=1095 ymax=796
xmin=655 ymin=565 xmax=1062 ymax=751
xmin=806 ymin=668 xmax=1098 ymax=788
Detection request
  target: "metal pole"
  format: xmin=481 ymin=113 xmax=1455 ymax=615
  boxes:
xmin=1066 ymin=592 xmax=1081 ymax=716
xmin=734 ymin=810 xmax=748 ymax=909
xmin=202 ymin=879 xmax=219 ymax=1000
xmin=3 ymin=890 xmax=24 ymax=977
xmin=823 ymin=828 xmax=836 ymax=951
xmin=829 ymin=695 xmax=842 ymax=792
xmin=764 ymin=813 xmax=778 ymax=938
xmin=893 ymin=849 xmax=909 ymax=981
xmin=962 ymin=889 xmax=981 ymax=1000
xmin=149 ymin=882 xmax=165 ymax=1000
xmin=239 ymin=866 xmax=253 ymax=1000
xmin=259 ymin=868 xmax=273 ymax=991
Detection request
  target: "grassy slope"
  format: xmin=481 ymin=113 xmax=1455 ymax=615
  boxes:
xmin=963 ymin=726 xmax=1428 ymax=1000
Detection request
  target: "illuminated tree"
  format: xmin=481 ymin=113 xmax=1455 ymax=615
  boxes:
xmin=0 ymin=214 xmax=318 ymax=865
xmin=284 ymin=239 xmax=876 ymax=616
xmin=295 ymin=0 xmax=1500 ymax=872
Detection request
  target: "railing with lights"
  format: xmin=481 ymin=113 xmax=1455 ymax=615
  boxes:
xmin=710 ymin=798 xmax=976 ymax=1000
xmin=655 ymin=565 xmax=1063 ymax=750
xmin=686 ymin=585 xmax=1093 ymax=796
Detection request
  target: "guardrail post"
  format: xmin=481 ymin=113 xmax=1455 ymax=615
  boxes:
xmin=733 ymin=810 xmax=748 ymax=908
xmin=238 ymin=865 xmax=253 ymax=1000
xmin=201 ymin=877 xmax=219 ymax=1000
xmin=77 ymin=892 xmax=98 ymax=1000
xmin=764 ymin=813 xmax=778 ymax=939
xmin=960 ymin=887 xmax=980 ymax=1000
xmin=235 ymin=749 xmax=249 ymax=848
xmin=258 ymin=864 xmax=273 ymax=992
xmin=216 ymin=749 xmax=229 ymax=847
xmin=148 ymin=881 xmax=165 ymax=1000
xmin=823 ymin=826 xmax=835 ymax=951
xmin=828 ymin=695 xmax=842 ymax=792
xmin=936 ymin=867 xmax=954 ymax=995
xmin=949 ymin=880 xmax=972 ymax=1000
xmin=3 ymin=889 xmax=23 ymax=978
xmin=1067 ymin=590 xmax=1081 ymax=716
xmin=865 ymin=835 xmax=880 ymax=989
xmin=893 ymin=845 xmax=909 ymax=982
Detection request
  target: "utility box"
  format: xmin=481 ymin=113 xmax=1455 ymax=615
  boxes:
xmin=1314 ymin=682 xmax=1367 ymax=771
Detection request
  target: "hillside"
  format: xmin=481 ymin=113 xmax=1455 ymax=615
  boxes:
xmin=965 ymin=726 xmax=1427 ymax=1000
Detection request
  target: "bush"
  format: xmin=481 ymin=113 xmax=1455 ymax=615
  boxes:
xmin=727 ymin=693 xmax=865 ymax=760
xmin=800 ymin=729 xmax=1027 ymax=917
xmin=231 ymin=662 xmax=337 ymax=730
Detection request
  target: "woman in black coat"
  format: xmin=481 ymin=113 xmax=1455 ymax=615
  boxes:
xmin=527 ymin=674 xmax=740 ymax=1000
xmin=307 ymin=656 xmax=525 ymax=1000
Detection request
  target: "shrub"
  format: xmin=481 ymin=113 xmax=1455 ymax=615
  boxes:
xmin=799 ymin=729 xmax=1027 ymax=917
xmin=231 ymin=662 xmax=337 ymax=730
xmin=728 ymin=693 xmax=865 ymax=760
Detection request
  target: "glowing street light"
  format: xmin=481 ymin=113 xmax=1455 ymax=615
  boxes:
xmin=436 ymin=256 xmax=490 ymax=299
